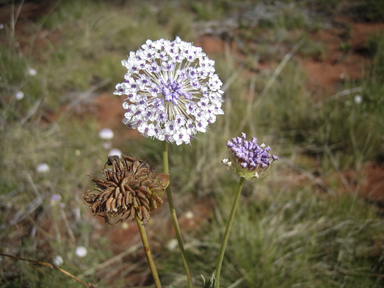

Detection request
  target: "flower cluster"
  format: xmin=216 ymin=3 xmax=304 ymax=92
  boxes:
xmin=83 ymin=155 xmax=170 ymax=223
xmin=223 ymin=132 xmax=278 ymax=180
xmin=114 ymin=37 xmax=224 ymax=145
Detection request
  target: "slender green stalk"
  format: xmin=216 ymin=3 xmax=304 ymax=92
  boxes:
xmin=162 ymin=141 xmax=194 ymax=288
xmin=214 ymin=177 xmax=245 ymax=288
xmin=135 ymin=217 xmax=162 ymax=288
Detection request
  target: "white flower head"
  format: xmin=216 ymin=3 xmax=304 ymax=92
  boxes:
xmin=75 ymin=246 xmax=87 ymax=257
xmin=99 ymin=128 xmax=114 ymax=140
xmin=36 ymin=163 xmax=50 ymax=173
xmin=354 ymin=94 xmax=362 ymax=104
xmin=185 ymin=211 xmax=194 ymax=219
xmin=15 ymin=91 xmax=24 ymax=100
xmin=166 ymin=238 xmax=179 ymax=251
xmin=28 ymin=68 xmax=37 ymax=76
xmin=115 ymin=36 xmax=224 ymax=145
xmin=53 ymin=255 xmax=63 ymax=266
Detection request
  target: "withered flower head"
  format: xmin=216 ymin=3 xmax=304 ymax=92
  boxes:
xmin=83 ymin=155 xmax=170 ymax=224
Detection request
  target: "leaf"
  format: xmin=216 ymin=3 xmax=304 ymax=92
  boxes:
xmin=201 ymin=274 xmax=206 ymax=286
xmin=201 ymin=272 xmax=215 ymax=288
xmin=209 ymin=272 xmax=216 ymax=287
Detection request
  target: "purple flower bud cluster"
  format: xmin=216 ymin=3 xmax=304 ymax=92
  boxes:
xmin=226 ymin=132 xmax=278 ymax=179
xmin=114 ymin=37 xmax=224 ymax=145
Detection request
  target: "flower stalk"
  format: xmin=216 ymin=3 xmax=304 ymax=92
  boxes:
xmin=135 ymin=216 xmax=162 ymax=288
xmin=83 ymin=155 xmax=169 ymax=287
xmin=215 ymin=133 xmax=278 ymax=287
xmin=214 ymin=176 xmax=245 ymax=288
xmin=162 ymin=141 xmax=194 ymax=288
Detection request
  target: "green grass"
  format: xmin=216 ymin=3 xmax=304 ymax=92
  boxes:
xmin=1 ymin=0 xmax=384 ymax=287
xmin=160 ymin=177 xmax=384 ymax=287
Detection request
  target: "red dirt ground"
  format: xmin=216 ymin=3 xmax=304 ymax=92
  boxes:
xmin=364 ymin=162 xmax=384 ymax=205
xmin=303 ymin=19 xmax=384 ymax=95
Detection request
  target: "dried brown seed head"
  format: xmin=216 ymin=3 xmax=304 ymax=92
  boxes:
xmin=83 ymin=155 xmax=169 ymax=224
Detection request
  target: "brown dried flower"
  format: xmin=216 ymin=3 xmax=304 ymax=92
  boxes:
xmin=83 ymin=155 xmax=170 ymax=224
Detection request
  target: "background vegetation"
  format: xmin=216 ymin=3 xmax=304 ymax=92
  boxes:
xmin=1 ymin=0 xmax=384 ymax=287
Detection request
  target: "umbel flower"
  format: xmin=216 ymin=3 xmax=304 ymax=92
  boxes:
xmin=114 ymin=36 xmax=224 ymax=145
xmin=83 ymin=155 xmax=170 ymax=224
xmin=223 ymin=132 xmax=279 ymax=180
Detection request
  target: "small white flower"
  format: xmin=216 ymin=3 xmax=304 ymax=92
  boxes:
xmin=138 ymin=121 xmax=150 ymax=136
xmin=53 ymin=255 xmax=63 ymax=266
xmin=0 ymin=24 xmax=4 ymax=29
xmin=36 ymin=163 xmax=50 ymax=173
xmin=221 ymin=158 xmax=232 ymax=168
xmin=164 ymin=121 xmax=177 ymax=135
xmin=185 ymin=119 xmax=197 ymax=135
xmin=146 ymin=123 xmax=156 ymax=137
xmin=99 ymin=128 xmax=114 ymax=140
xmin=15 ymin=91 xmax=24 ymax=100
xmin=339 ymin=73 xmax=345 ymax=79
xmin=195 ymin=119 xmax=208 ymax=133
xmin=173 ymin=128 xmax=190 ymax=145
xmin=28 ymin=68 xmax=37 ymax=76
xmin=75 ymin=246 xmax=87 ymax=257
xmin=185 ymin=211 xmax=194 ymax=219
xmin=354 ymin=94 xmax=362 ymax=104
xmin=108 ymin=148 xmax=122 ymax=157
xmin=166 ymin=238 xmax=179 ymax=251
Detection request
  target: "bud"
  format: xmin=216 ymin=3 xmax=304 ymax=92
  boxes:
xmin=224 ymin=132 xmax=278 ymax=180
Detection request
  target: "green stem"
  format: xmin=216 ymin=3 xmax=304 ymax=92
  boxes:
xmin=162 ymin=141 xmax=194 ymax=288
xmin=135 ymin=217 xmax=162 ymax=288
xmin=214 ymin=177 xmax=245 ymax=288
